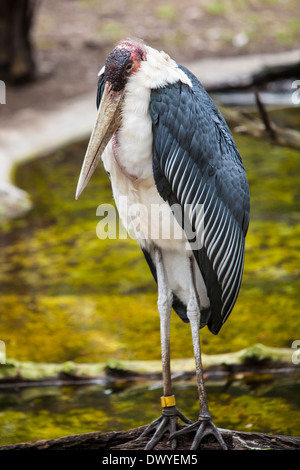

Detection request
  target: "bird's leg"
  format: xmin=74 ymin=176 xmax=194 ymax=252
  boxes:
xmin=170 ymin=257 xmax=227 ymax=450
xmin=138 ymin=246 xmax=192 ymax=450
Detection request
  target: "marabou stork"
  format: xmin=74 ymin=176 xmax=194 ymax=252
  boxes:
xmin=76 ymin=39 xmax=250 ymax=450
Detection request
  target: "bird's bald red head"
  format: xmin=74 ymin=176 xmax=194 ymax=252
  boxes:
xmin=104 ymin=40 xmax=146 ymax=92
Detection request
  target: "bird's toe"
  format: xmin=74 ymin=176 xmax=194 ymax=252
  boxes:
xmin=138 ymin=406 xmax=192 ymax=450
xmin=169 ymin=417 xmax=227 ymax=450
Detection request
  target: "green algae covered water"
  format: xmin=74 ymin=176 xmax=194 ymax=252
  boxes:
xmin=0 ymin=122 xmax=299 ymax=444
xmin=1 ymin=377 xmax=299 ymax=445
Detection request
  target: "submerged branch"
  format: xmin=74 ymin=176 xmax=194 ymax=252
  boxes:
xmin=254 ymin=90 xmax=278 ymax=142
xmin=204 ymin=57 xmax=300 ymax=150
xmin=220 ymin=104 xmax=300 ymax=151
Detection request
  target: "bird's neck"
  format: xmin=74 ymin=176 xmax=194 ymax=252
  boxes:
xmin=112 ymin=132 xmax=138 ymax=182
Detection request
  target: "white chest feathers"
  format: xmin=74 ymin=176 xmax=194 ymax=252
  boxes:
xmin=109 ymin=45 xmax=192 ymax=182
xmin=100 ymin=45 xmax=193 ymax=247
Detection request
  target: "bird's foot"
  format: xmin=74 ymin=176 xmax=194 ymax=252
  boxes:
xmin=170 ymin=415 xmax=227 ymax=450
xmin=138 ymin=399 xmax=192 ymax=450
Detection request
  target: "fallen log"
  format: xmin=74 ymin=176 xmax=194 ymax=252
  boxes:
xmin=0 ymin=425 xmax=299 ymax=451
xmin=206 ymin=58 xmax=300 ymax=93
xmin=0 ymin=343 xmax=296 ymax=388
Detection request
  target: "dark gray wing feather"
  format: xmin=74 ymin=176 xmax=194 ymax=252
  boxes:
xmin=150 ymin=69 xmax=250 ymax=335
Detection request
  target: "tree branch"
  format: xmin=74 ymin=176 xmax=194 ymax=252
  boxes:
xmin=0 ymin=426 xmax=299 ymax=451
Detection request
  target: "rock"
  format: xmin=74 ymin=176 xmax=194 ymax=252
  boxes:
xmin=0 ymin=180 xmax=32 ymax=222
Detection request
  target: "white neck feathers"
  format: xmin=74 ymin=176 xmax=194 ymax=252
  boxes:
xmin=135 ymin=45 xmax=192 ymax=89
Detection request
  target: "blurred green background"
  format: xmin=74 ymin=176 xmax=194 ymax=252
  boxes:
xmin=1 ymin=131 xmax=299 ymax=363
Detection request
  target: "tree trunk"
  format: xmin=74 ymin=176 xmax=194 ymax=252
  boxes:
xmin=0 ymin=0 xmax=37 ymax=83
xmin=0 ymin=426 xmax=299 ymax=451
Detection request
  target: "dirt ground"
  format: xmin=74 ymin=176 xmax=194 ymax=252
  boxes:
xmin=0 ymin=0 xmax=299 ymax=123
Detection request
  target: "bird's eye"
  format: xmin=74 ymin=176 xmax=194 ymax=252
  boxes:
xmin=125 ymin=62 xmax=134 ymax=74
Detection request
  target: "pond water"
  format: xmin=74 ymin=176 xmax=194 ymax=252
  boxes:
xmin=1 ymin=373 xmax=299 ymax=446
xmin=0 ymin=107 xmax=299 ymax=445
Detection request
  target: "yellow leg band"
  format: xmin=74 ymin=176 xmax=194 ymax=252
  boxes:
xmin=161 ymin=395 xmax=176 ymax=408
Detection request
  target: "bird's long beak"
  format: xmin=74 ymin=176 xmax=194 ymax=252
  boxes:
xmin=75 ymin=82 xmax=125 ymax=199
